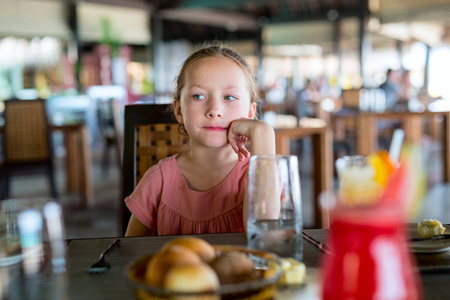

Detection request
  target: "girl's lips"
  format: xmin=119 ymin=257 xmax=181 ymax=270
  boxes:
xmin=204 ymin=126 xmax=227 ymax=132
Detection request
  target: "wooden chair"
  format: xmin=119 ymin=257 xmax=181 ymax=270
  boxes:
xmin=121 ymin=104 xmax=189 ymax=235
xmin=1 ymin=99 xmax=57 ymax=199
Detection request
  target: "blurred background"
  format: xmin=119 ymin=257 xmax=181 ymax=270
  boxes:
xmin=1 ymin=0 xmax=450 ymax=238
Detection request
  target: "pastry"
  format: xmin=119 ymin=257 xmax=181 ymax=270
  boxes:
xmin=417 ymin=219 xmax=446 ymax=238
xmin=279 ymin=258 xmax=306 ymax=285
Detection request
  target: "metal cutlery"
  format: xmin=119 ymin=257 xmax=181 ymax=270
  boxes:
xmin=302 ymin=232 xmax=332 ymax=254
xmin=87 ymin=239 xmax=121 ymax=274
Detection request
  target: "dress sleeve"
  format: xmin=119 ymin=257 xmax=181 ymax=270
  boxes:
xmin=124 ymin=164 xmax=163 ymax=231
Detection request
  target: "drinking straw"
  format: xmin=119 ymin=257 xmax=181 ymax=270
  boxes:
xmin=389 ymin=129 xmax=405 ymax=164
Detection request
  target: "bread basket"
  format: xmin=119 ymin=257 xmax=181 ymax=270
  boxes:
xmin=126 ymin=245 xmax=282 ymax=300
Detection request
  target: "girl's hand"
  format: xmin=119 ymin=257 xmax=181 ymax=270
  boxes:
xmin=228 ymin=119 xmax=276 ymax=160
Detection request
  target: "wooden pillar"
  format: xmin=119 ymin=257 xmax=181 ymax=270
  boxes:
xmin=443 ymin=112 xmax=450 ymax=182
xmin=151 ymin=13 xmax=164 ymax=94
xmin=255 ymin=25 xmax=264 ymax=91
xmin=397 ymin=40 xmax=404 ymax=69
xmin=424 ymin=43 xmax=431 ymax=97
xmin=358 ymin=0 xmax=370 ymax=87
xmin=66 ymin=1 xmax=82 ymax=91
xmin=333 ymin=17 xmax=342 ymax=88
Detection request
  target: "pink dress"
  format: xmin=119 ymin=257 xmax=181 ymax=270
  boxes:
xmin=125 ymin=154 xmax=249 ymax=235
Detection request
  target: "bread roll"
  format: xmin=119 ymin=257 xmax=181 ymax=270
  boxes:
xmin=145 ymin=245 xmax=202 ymax=287
xmin=164 ymin=263 xmax=220 ymax=292
xmin=209 ymin=251 xmax=255 ymax=284
xmin=162 ymin=237 xmax=216 ymax=263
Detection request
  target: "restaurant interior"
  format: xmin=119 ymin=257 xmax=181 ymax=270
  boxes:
xmin=1 ymin=0 xmax=450 ymax=299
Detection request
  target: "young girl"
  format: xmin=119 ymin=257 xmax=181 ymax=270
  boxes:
xmin=125 ymin=45 xmax=275 ymax=236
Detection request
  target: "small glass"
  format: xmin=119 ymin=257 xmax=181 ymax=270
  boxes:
xmin=246 ymin=155 xmax=303 ymax=261
xmin=0 ymin=198 xmax=68 ymax=299
xmin=0 ymin=198 xmax=66 ymax=273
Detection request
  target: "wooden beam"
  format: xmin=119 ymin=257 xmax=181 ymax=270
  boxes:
xmin=75 ymin=0 xmax=151 ymax=10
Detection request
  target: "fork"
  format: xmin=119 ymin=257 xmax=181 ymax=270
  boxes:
xmin=87 ymin=239 xmax=121 ymax=274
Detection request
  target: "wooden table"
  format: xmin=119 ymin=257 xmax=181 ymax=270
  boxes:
xmin=332 ymin=109 xmax=450 ymax=182
xmin=274 ymin=121 xmax=333 ymax=229
xmin=51 ymin=124 xmax=93 ymax=207
xmin=6 ymin=230 xmax=450 ymax=300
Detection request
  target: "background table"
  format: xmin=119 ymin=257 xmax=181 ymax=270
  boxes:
xmin=52 ymin=124 xmax=93 ymax=207
xmin=332 ymin=109 xmax=450 ymax=182
xmin=275 ymin=123 xmax=333 ymax=229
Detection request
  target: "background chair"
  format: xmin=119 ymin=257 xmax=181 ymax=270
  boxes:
xmin=121 ymin=104 xmax=188 ymax=235
xmin=96 ymin=98 xmax=123 ymax=175
xmin=1 ymin=99 xmax=57 ymax=199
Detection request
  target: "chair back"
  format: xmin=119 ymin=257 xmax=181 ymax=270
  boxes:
xmin=121 ymin=103 xmax=189 ymax=235
xmin=1 ymin=98 xmax=57 ymax=199
xmin=3 ymin=99 xmax=52 ymax=163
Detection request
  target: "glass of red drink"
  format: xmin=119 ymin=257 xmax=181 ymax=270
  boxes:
xmin=321 ymin=203 xmax=422 ymax=300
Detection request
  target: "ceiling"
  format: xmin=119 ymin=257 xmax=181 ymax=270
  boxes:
xmin=155 ymin=0 xmax=361 ymax=43
xmin=3 ymin=0 xmax=450 ymax=46
xmin=151 ymin=0 xmax=450 ymax=45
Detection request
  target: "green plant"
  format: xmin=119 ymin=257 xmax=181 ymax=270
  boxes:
xmin=100 ymin=18 xmax=122 ymax=57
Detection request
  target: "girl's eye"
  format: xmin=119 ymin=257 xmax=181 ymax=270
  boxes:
xmin=224 ymin=95 xmax=237 ymax=101
xmin=193 ymin=94 xmax=206 ymax=100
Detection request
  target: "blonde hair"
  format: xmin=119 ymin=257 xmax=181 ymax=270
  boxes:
xmin=173 ymin=45 xmax=259 ymax=104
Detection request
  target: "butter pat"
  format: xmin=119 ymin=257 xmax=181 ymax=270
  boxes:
xmin=417 ymin=219 xmax=446 ymax=238
xmin=279 ymin=258 xmax=306 ymax=285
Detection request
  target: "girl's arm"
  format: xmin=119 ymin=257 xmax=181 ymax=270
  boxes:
xmin=228 ymin=119 xmax=276 ymax=160
xmin=228 ymin=119 xmax=278 ymax=232
xmin=125 ymin=215 xmax=156 ymax=236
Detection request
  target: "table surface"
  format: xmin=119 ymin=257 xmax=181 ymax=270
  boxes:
xmin=7 ymin=229 xmax=450 ymax=300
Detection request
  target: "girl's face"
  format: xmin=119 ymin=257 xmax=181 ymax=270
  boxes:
xmin=174 ymin=56 xmax=256 ymax=149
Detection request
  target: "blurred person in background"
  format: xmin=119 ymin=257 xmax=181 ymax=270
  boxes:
xmin=297 ymin=78 xmax=322 ymax=118
xmin=379 ymin=68 xmax=402 ymax=110
xmin=399 ymin=69 xmax=420 ymax=103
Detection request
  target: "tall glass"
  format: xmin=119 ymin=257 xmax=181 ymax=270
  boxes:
xmin=321 ymin=204 xmax=422 ymax=300
xmin=246 ymin=155 xmax=303 ymax=261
